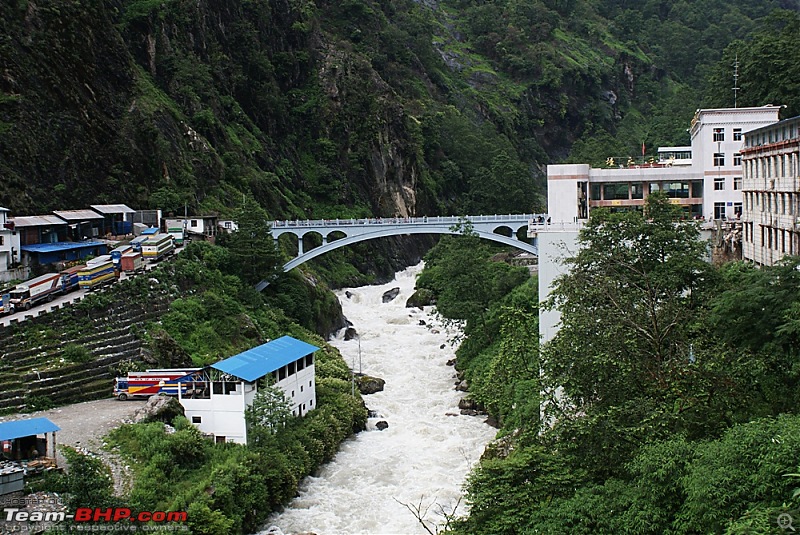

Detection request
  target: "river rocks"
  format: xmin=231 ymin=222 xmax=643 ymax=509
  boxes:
xmin=344 ymin=327 xmax=358 ymax=340
xmin=485 ymin=414 xmax=500 ymax=428
xmin=459 ymin=398 xmax=477 ymax=410
xmin=382 ymin=287 xmax=400 ymax=303
xmin=418 ymin=320 xmax=426 ymax=326
xmin=405 ymin=288 xmax=436 ymax=308
xmin=441 ymin=344 xmax=447 ymax=350
xmin=357 ymin=375 xmax=386 ymax=395
xmin=345 ymin=291 xmax=353 ymax=299
xmin=132 ymin=395 xmax=184 ymax=424
xmin=375 ymin=420 xmax=389 ymax=431
xmin=446 ymin=357 xmax=455 ymax=365
xmin=456 ymin=380 xmax=469 ymax=391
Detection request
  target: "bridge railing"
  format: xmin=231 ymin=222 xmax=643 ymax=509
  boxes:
xmin=271 ymin=214 xmax=550 ymax=228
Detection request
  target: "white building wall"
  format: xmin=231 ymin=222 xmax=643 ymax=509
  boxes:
xmin=547 ymin=164 xmax=589 ymax=223
xmin=537 ymin=228 xmax=581 ymax=345
xmin=181 ymin=384 xmax=248 ymax=444
xmin=276 ymin=364 xmax=316 ymax=416
xmin=690 ymin=106 xmax=782 ymax=221
xmin=0 ymin=208 xmax=22 ymax=283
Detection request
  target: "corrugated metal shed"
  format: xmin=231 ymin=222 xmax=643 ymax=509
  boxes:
xmin=212 ymin=336 xmax=320 ymax=382
xmin=90 ymin=204 xmax=135 ymax=215
xmin=52 ymin=210 xmax=105 ymax=222
xmin=20 ymin=241 xmax=107 ymax=253
xmin=0 ymin=418 xmax=60 ymax=440
xmin=9 ymin=215 xmax=66 ymax=227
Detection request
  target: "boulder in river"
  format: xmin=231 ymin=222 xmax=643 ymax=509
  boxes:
xmin=345 ymin=291 xmax=354 ymax=299
xmin=375 ymin=420 xmax=389 ymax=431
xmin=405 ymin=288 xmax=436 ymax=308
xmin=456 ymin=379 xmax=469 ymax=392
xmin=357 ymin=375 xmax=386 ymax=395
xmin=344 ymin=327 xmax=358 ymax=340
xmin=382 ymin=287 xmax=400 ymax=303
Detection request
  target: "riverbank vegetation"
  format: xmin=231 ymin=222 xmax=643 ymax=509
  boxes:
xmin=418 ymin=194 xmax=800 ymax=534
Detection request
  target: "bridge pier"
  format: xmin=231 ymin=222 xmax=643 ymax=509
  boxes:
xmin=298 ymin=237 xmax=304 ymax=255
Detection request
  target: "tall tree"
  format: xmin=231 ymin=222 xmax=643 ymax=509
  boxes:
xmin=542 ymin=193 xmax=715 ymax=476
xmin=222 ymin=197 xmax=283 ymax=286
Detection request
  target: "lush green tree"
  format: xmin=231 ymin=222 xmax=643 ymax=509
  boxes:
xmin=57 ymin=447 xmax=116 ymax=510
xmin=221 ymin=197 xmax=283 ymax=286
xmin=246 ymin=384 xmax=294 ymax=442
xmin=542 ymin=192 xmax=713 ymax=475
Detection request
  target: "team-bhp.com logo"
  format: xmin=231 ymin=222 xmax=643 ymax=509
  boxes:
xmin=5 ymin=507 xmax=187 ymax=525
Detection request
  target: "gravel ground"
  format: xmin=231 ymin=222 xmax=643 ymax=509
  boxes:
xmin=0 ymin=398 xmax=147 ymax=495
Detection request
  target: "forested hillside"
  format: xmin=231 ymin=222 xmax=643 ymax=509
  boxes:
xmin=2 ymin=0 xmax=797 ymax=223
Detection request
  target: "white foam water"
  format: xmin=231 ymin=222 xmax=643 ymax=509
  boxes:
xmin=260 ymin=263 xmax=496 ymax=535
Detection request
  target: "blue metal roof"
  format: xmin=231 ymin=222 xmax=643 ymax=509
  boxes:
xmin=21 ymin=241 xmax=107 ymax=253
xmin=211 ymin=336 xmax=320 ymax=382
xmin=0 ymin=418 xmax=60 ymax=440
xmin=141 ymin=227 xmax=159 ymax=235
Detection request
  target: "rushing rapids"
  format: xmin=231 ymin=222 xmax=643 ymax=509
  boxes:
xmin=261 ymin=264 xmax=497 ymax=535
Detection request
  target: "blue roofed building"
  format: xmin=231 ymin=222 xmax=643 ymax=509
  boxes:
xmin=178 ymin=336 xmax=320 ymax=444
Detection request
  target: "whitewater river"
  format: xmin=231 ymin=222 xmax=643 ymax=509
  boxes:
xmin=260 ymin=264 xmax=497 ymax=535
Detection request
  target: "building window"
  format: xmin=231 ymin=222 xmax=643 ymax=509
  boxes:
xmin=309 ymin=380 xmax=312 ymax=387
xmin=734 ymin=177 xmax=742 ymax=190
xmin=603 ymin=183 xmax=628 ymax=200
xmin=664 ymin=182 xmax=690 ymax=198
xmin=0 ymin=236 xmax=3 ymax=246
xmin=733 ymin=153 xmax=742 ymax=166
xmin=310 ymin=399 xmax=313 ymax=406
xmin=288 ymin=361 xmax=296 ymax=375
xmin=734 ymin=203 xmax=742 ymax=218
xmin=714 ymin=153 xmax=725 ymax=166
xmin=590 ymin=184 xmax=602 ymax=201
xmin=631 ymin=183 xmax=644 ymax=199
xmin=300 ymin=385 xmax=303 ymax=392
xmin=733 ymin=128 xmax=742 ymax=141
xmin=190 ymin=220 xmax=198 ymax=228
xmin=691 ymin=180 xmax=703 ymax=198
xmin=714 ymin=202 xmax=726 ymax=220
xmin=713 ymin=128 xmax=725 ymax=142
xmin=291 ymin=390 xmax=295 ymax=397
xmin=192 ymin=416 xmax=201 ymax=424
xmin=278 ymin=367 xmax=287 ymax=381
xmin=714 ymin=178 xmax=725 ymax=191
xmin=296 ymin=358 xmax=304 ymax=371
xmin=305 ymin=354 xmax=313 ymax=367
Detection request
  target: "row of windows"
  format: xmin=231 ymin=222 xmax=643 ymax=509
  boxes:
xmin=589 ymin=181 xmax=703 ymax=201
xmin=745 ymin=120 xmax=800 ymax=148
xmin=290 ymin=380 xmax=314 ymax=398
xmin=713 ymin=127 xmax=743 ymax=142
xmin=744 ymin=152 xmax=799 ymax=180
xmin=744 ymin=192 xmax=800 ymax=216
xmin=713 ymin=177 xmax=743 ymax=191
xmin=273 ymin=354 xmax=315 ymax=382
xmin=713 ymin=153 xmax=741 ymax=166
xmin=743 ymin=223 xmax=799 ymax=256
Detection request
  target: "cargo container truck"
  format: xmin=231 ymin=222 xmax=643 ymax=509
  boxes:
xmin=59 ymin=265 xmax=85 ymax=294
xmin=141 ymin=234 xmax=175 ymax=262
xmin=114 ymin=368 xmax=201 ymax=400
xmin=120 ymin=251 xmax=143 ymax=273
xmin=9 ymin=273 xmax=61 ymax=311
xmin=78 ymin=256 xmax=117 ymax=290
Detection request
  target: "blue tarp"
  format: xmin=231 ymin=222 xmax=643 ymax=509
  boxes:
xmin=212 ymin=336 xmax=320 ymax=382
xmin=0 ymin=418 xmax=60 ymax=440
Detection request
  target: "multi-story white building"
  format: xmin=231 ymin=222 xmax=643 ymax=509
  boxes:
xmin=740 ymin=115 xmax=800 ymax=266
xmin=0 ymin=208 xmax=23 ymax=283
xmin=547 ymin=106 xmax=782 ymax=224
xmin=179 ymin=336 xmax=319 ymax=444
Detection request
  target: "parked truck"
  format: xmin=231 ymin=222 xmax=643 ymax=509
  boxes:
xmin=59 ymin=265 xmax=85 ymax=294
xmin=120 ymin=251 xmax=143 ymax=273
xmin=0 ymin=286 xmax=11 ymax=315
xmin=114 ymin=368 xmax=201 ymax=400
xmin=141 ymin=234 xmax=175 ymax=262
xmin=9 ymin=273 xmax=62 ymax=311
xmin=78 ymin=256 xmax=117 ymax=290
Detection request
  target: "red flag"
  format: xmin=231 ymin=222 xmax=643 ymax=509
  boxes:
xmin=642 ymin=141 xmax=646 ymax=156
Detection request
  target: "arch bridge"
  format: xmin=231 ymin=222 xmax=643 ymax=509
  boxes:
xmin=257 ymin=214 xmax=550 ymax=291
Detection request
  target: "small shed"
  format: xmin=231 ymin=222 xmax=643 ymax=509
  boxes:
xmin=9 ymin=215 xmax=68 ymax=246
xmin=20 ymin=241 xmax=108 ymax=266
xmin=52 ymin=209 xmax=106 ymax=241
xmin=90 ymin=204 xmax=136 ymax=236
xmin=0 ymin=418 xmax=60 ymax=462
